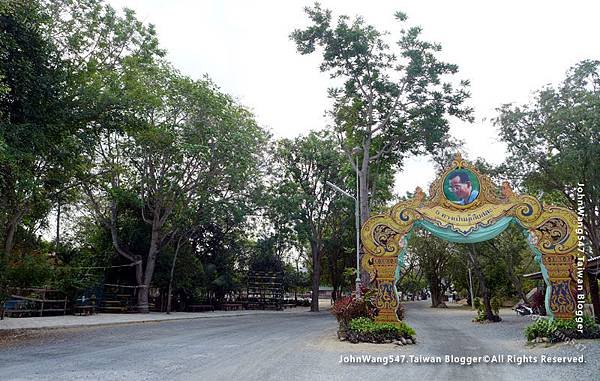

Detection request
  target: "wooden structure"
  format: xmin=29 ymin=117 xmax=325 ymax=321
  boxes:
xmin=188 ymin=304 xmax=214 ymax=312
xmin=1 ymin=288 xmax=67 ymax=319
xmin=99 ymin=284 xmax=137 ymax=313
xmin=245 ymin=271 xmax=284 ymax=310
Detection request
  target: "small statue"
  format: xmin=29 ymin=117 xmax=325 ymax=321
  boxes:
xmin=500 ymin=181 xmax=515 ymax=200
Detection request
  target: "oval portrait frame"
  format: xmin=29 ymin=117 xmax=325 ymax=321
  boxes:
xmin=443 ymin=168 xmax=480 ymax=207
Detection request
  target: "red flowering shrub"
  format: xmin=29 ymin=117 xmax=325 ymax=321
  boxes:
xmin=331 ymin=296 xmax=375 ymax=324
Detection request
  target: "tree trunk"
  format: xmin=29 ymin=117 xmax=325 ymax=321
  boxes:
xmin=468 ymin=244 xmax=496 ymax=321
xmin=429 ymin=276 xmax=443 ymax=307
xmin=166 ymin=237 xmax=183 ymax=314
xmin=496 ymin=242 xmax=528 ymax=304
xmin=358 ymin=167 xmax=370 ymax=224
xmin=138 ymin=224 xmax=162 ymax=313
xmin=509 ymin=267 xmax=528 ymax=305
xmin=506 ymin=260 xmax=527 ymax=303
xmin=466 ymin=272 xmax=473 ymax=306
xmin=310 ymin=241 xmax=321 ymax=312
xmin=3 ymin=212 xmax=21 ymax=258
xmin=294 ymin=257 xmax=299 ymax=303
xmin=590 ymin=273 xmax=600 ymax=324
xmin=329 ymin=249 xmax=339 ymax=303
xmin=55 ymin=202 xmax=61 ymax=253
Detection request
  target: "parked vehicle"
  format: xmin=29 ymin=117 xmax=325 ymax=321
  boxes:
xmin=515 ymin=303 xmax=534 ymax=316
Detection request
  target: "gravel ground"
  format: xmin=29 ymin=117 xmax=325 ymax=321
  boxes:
xmin=0 ymin=300 xmax=597 ymax=381
xmin=401 ymin=301 xmax=600 ymax=380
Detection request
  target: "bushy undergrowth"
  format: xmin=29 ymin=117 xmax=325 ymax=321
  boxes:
xmin=473 ymin=297 xmax=502 ymax=322
xmin=331 ymin=295 xmax=376 ymax=325
xmin=331 ymin=291 xmax=416 ymax=344
xmin=525 ymin=315 xmax=600 ymax=342
xmin=345 ymin=317 xmax=416 ymax=344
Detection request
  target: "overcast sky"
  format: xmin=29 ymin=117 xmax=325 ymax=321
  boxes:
xmin=107 ymin=0 xmax=600 ymax=196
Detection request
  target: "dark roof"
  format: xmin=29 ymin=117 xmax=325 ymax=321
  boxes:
xmin=522 ymin=272 xmax=543 ymax=280
xmin=587 ymin=256 xmax=600 ymax=276
xmin=522 ymin=257 xmax=600 ymax=278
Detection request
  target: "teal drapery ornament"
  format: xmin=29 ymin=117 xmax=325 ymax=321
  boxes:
xmin=394 ymin=216 xmax=553 ymax=317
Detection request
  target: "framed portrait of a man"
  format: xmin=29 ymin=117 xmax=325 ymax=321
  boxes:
xmin=443 ymin=169 xmax=480 ymax=206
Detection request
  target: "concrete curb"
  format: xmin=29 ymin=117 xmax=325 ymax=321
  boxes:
xmin=0 ymin=310 xmax=295 ymax=333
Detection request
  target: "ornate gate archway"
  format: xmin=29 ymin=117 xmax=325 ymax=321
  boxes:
xmin=360 ymin=154 xmax=580 ymax=323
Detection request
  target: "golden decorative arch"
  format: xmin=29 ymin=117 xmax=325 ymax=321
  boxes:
xmin=360 ymin=154 xmax=580 ymax=323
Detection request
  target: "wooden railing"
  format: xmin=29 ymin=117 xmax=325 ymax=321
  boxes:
xmin=1 ymin=288 xmax=67 ymax=319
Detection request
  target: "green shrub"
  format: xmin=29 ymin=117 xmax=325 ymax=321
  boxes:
xmin=345 ymin=317 xmax=416 ymax=344
xmin=524 ymin=316 xmax=600 ymax=342
xmin=525 ymin=318 xmax=556 ymax=341
xmin=490 ymin=296 xmax=502 ymax=314
xmin=349 ymin=317 xmax=415 ymax=336
xmin=6 ymin=254 xmax=53 ymax=288
xmin=473 ymin=297 xmax=502 ymax=322
xmin=347 ymin=317 xmax=375 ymax=332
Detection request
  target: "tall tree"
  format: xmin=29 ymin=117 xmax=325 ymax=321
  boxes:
xmin=83 ymin=62 xmax=267 ymax=312
xmin=495 ymin=60 xmax=600 ymax=322
xmin=0 ymin=0 xmax=163 ymax=260
xmin=484 ymin=226 xmax=530 ymax=304
xmin=291 ymin=4 xmax=472 ymax=223
xmin=0 ymin=0 xmax=73 ymax=257
xmin=409 ymin=232 xmax=457 ymax=307
xmin=321 ymin=197 xmax=355 ymax=301
xmin=271 ymin=131 xmax=346 ymax=311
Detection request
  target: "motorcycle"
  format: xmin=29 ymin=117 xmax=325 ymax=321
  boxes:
xmin=515 ymin=303 xmax=534 ymax=316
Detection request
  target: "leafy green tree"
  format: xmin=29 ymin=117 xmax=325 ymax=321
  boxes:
xmin=0 ymin=0 xmax=78 ymax=258
xmin=0 ymin=0 xmax=163 ymax=302
xmin=397 ymin=268 xmax=427 ymax=301
xmin=291 ymin=4 xmax=472 ymax=223
xmin=495 ymin=60 xmax=600 ymax=321
xmin=154 ymin=237 xmax=204 ymax=312
xmin=83 ymin=61 xmax=267 ymax=312
xmin=282 ymin=262 xmax=310 ymax=302
xmin=271 ymin=131 xmax=346 ymax=311
xmin=321 ymin=203 xmax=355 ymax=300
xmin=483 ymin=225 xmax=531 ymax=304
xmin=409 ymin=232 xmax=460 ymax=307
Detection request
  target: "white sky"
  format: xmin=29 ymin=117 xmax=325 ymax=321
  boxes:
xmin=107 ymin=0 xmax=600 ymax=197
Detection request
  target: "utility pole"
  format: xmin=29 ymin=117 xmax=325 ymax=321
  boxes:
xmin=326 ymin=179 xmax=361 ymax=298
xmin=468 ymin=266 xmax=475 ymax=310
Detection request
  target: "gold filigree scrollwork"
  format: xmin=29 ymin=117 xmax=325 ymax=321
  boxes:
xmin=537 ymin=217 xmax=569 ymax=250
xmin=549 ymin=280 xmax=577 ymax=318
xmin=391 ymin=207 xmax=420 ymax=226
xmin=526 ymin=207 xmax=579 ymax=254
xmin=374 ymin=280 xmax=398 ymax=310
xmin=511 ymin=195 xmax=543 ymax=224
xmin=372 ymin=224 xmax=401 ymax=254
xmin=361 ymin=215 xmax=406 ymax=257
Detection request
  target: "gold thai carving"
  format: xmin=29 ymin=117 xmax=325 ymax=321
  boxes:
xmin=361 ymin=153 xmax=579 ymax=323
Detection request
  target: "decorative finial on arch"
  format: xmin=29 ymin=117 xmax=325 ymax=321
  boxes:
xmin=414 ymin=186 xmax=425 ymax=202
xmin=500 ymin=181 xmax=515 ymax=200
xmin=451 ymin=152 xmax=465 ymax=169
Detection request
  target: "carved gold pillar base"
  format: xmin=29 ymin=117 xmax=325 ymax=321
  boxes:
xmin=371 ymin=256 xmax=400 ymax=324
xmin=542 ymin=252 xmax=577 ymax=319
